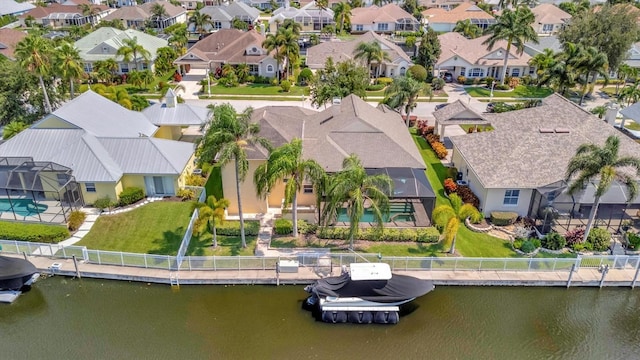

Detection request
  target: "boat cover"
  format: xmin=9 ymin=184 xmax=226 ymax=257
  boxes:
xmin=310 ymin=273 xmax=434 ymax=303
xmin=0 ymin=256 xmax=37 ymax=290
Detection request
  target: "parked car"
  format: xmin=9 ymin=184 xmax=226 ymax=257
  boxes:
xmin=435 ymin=103 xmax=449 ymax=111
xmin=442 ymin=72 xmax=454 ymax=83
xmin=486 ymin=102 xmax=495 ymax=113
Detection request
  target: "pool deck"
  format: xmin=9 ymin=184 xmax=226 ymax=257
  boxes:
xmin=6 ymin=254 xmax=640 ymax=288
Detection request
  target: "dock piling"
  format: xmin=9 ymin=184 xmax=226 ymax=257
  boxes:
xmin=72 ymin=255 xmax=81 ymax=279
xmin=599 ymin=264 xmax=610 ymax=288
xmin=566 ymin=264 xmax=575 ymax=288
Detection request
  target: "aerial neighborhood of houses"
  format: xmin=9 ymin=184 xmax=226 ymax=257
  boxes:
xmin=4 ymin=0 xmax=640 ymax=259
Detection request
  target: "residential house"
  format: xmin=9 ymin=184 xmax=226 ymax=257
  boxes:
xmin=624 ymin=41 xmax=640 ymax=69
xmin=306 ymin=31 xmax=412 ymax=78
xmin=0 ymin=90 xmax=203 ymax=208
xmin=102 ymin=0 xmax=187 ymax=30
xmin=239 ymin=0 xmax=286 ymax=10
xmin=174 ymin=29 xmax=281 ymax=78
xmin=419 ymin=0 xmax=473 ymax=11
xmin=530 ymin=4 xmax=571 ymax=36
xmin=268 ymin=2 xmax=334 ymax=33
xmin=435 ymin=32 xmax=534 ymax=80
xmin=75 ymin=27 xmax=168 ymax=74
xmin=142 ymin=88 xmax=209 ymax=141
xmin=422 ymin=3 xmax=496 ymax=32
xmin=0 ymin=28 xmax=27 ymax=60
xmin=19 ymin=0 xmax=112 ymax=28
xmin=351 ymin=4 xmax=420 ymax=34
xmin=449 ymin=94 xmax=640 ymax=225
xmin=221 ymin=94 xmax=435 ymax=223
xmin=197 ymin=2 xmax=260 ymax=32
xmin=1 ymin=0 xmax=35 ymax=17
xmin=523 ymin=35 xmax=562 ymax=57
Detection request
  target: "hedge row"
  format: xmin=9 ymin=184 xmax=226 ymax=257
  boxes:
xmin=119 ymin=187 xmax=145 ymax=206
xmin=216 ymin=220 xmax=260 ymax=236
xmin=274 ymin=219 xmax=320 ymax=235
xmin=317 ymin=227 xmax=440 ymax=243
xmin=0 ymin=221 xmax=69 ymax=243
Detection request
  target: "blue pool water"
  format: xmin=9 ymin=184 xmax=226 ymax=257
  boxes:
xmin=0 ymin=198 xmax=47 ymax=216
xmin=336 ymin=205 xmax=414 ymax=223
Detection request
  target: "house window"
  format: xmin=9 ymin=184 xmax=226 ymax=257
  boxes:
xmin=57 ymin=173 xmax=69 ymax=186
xmin=529 ymin=67 xmax=535 ymax=75
xmin=120 ymin=63 xmax=129 ymax=73
xmin=542 ymin=24 xmax=553 ymax=32
xmin=511 ymin=68 xmax=520 ymax=77
xmin=503 ymin=189 xmax=520 ymax=206
xmin=377 ymin=23 xmax=389 ymax=32
xmin=266 ymin=64 xmax=274 ymax=72
xmin=469 ymin=68 xmax=484 ymax=77
xmin=546 ymin=191 xmax=556 ymax=203
xmin=141 ymin=62 xmax=149 ymax=70
xmin=84 ymin=62 xmax=93 ymax=72
xmin=459 ymin=67 xmax=466 ymax=76
xmin=85 ymin=183 xmax=96 ymax=193
xmin=303 ymin=184 xmax=313 ymax=194
xmin=248 ymin=64 xmax=259 ymax=74
xmin=102 ymin=46 xmax=109 ymax=53
xmin=213 ymin=21 xmax=222 ymax=30
xmin=355 ymin=24 xmax=363 ymax=31
xmin=400 ymin=67 xmax=406 ymax=75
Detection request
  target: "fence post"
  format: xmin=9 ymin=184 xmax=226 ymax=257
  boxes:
xmin=405 ymin=257 xmax=408 ymax=271
xmin=167 ymin=255 xmax=170 ymax=270
xmin=97 ymin=251 xmax=101 ymax=265
xmin=478 ymin=259 xmax=482 ymax=271
xmin=567 ymin=264 xmax=576 ymax=288
xmin=599 ymin=264 xmax=610 ymax=288
xmin=575 ymin=256 xmax=582 ymax=270
xmin=144 ymin=255 xmax=148 ymax=268
xmin=528 ymin=257 xmax=532 ymax=271
xmin=632 ymin=257 xmax=640 ymax=289
xmin=213 ymin=256 xmax=217 ymax=271
xmin=120 ymin=252 xmax=124 ymax=266
xmin=82 ymin=247 xmax=88 ymax=261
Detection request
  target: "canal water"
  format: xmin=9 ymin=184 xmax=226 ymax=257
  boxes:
xmin=2 ymin=277 xmax=640 ymax=360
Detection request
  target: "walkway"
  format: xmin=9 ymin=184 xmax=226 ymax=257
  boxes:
xmin=178 ymin=68 xmax=207 ymax=100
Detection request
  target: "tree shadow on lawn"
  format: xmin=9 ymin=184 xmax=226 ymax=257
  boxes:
xmin=187 ymin=233 xmax=256 ymax=256
xmin=148 ymin=227 xmax=185 ymax=256
xmin=407 ymin=242 xmax=444 ymax=256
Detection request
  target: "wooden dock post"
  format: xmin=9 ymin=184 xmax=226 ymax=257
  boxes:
xmin=632 ymin=260 xmax=640 ymax=289
xmin=72 ymin=255 xmax=81 ymax=279
xmin=23 ymin=251 xmax=28 ymax=261
xmin=566 ymin=264 xmax=575 ymax=288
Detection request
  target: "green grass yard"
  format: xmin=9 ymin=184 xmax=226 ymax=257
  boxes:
xmin=465 ymin=85 xmax=553 ymax=98
xmin=187 ymin=233 xmax=256 ymax=256
xmin=207 ymin=83 xmax=310 ymax=96
xmin=205 ymin=165 xmax=224 ymax=200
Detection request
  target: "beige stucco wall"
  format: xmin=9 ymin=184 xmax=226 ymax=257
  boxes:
xmin=121 ymin=175 xmax=147 ymax=192
xmin=154 ymin=126 xmax=182 ymax=140
xmin=483 ymin=188 xmax=533 ymax=217
xmin=81 ymin=181 xmax=120 ymax=204
xmin=178 ymin=153 xmax=197 ymax=189
xmin=222 ymin=159 xmax=266 ymax=214
xmin=265 ymin=179 xmax=317 ymax=209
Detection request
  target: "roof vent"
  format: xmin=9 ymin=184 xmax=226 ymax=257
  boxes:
xmin=539 ymin=128 xmax=554 ymax=133
xmin=555 ymin=128 xmax=570 ymax=133
xmin=332 ymin=97 xmax=342 ymax=105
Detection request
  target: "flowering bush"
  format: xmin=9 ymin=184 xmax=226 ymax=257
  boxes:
xmin=456 ymin=185 xmax=480 ymax=208
xmin=443 ymin=178 xmax=457 ymax=194
xmin=432 ymin=142 xmax=448 ymax=159
xmin=508 ymin=77 xmax=520 ymax=89
xmin=564 ymin=228 xmax=586 ymax=247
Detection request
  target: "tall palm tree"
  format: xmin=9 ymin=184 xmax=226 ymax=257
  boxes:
xmin=316 ymin=0 xmax=329 ymax=32
xmin=77 ymin=4 xmax=99 ymax=26
xmin=577 ymin=46 xmax=608 ymax=106
xmin=262 ymin=33 xmax=283 ymax=81
xmin=255 ymin=139 xmax=324 ymax=237
xmin=353 ymin=41 xmax=391 ymax=78
xmin=616 ymin=64 xmax=637 ymax=96
xmin=321 ymin=154 xmax=393 ymax=250
xmin=167 ymin=23 xmax=188 ymax=55
xmin=453 ymin=19 xmax=481 ymax=39
xmin=541 ymin=42 xmax=583 ymax=96
xmin=483 ymin=8 xmax=538 ymax=85
xmin=276 ymin=27 xmax=299 ymax=78
xmin=432 ymin=193 xmax=480 ymax=254
xmin=195 ymin=195 xmax=230 ymax=247
xmin=15 ymin=35 xmax=53 ymax=114
xmin=333 ymin=2 xmax=352 ymax=34
xmin=54 ymin=42 xmax=84 ymax=99
xmin=150 ymin=3 xmax=169 ymax=29
xmin=619 ymin=81 xmax=640 ymax=106
xmin=383 ymin=75 xmax=432 ymax=127
xmin=198 ymin=104 xmax=272 ymax=248
xmin=93 ymin=58 xmax=119 ymax=84
xmin=529 ymin=48 xmax=556 ymax=81
xmin=281 ymin=18 xmax=302 ymax=36
xmin=566 ymin=135 xmax=640 ymax=242
xmin=116 ymin=37 xmax=151 ymax=72
xmin=189 ymin=10 xmax=213 ymax=35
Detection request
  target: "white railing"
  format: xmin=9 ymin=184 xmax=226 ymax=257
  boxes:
xmin=175 ymin=208 xmax=199 ymax=268
xmin=184 ymin=185 xmax=206 ymax=203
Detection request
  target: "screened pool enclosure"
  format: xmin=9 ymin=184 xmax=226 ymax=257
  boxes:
xmin=0 ymin=157 xmax=84 ymax=223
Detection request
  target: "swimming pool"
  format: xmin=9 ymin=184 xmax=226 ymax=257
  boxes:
xmin=336 ymin=203 xmax=415 ymax=223
xmin=0 ymin=198 xmax=48 ymax=217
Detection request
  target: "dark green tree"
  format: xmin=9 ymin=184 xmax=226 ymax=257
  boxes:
xmin=415 ymin=28 xmax=441 ymax=79
xmin=309 ymin=58 xmax=370 ymax=107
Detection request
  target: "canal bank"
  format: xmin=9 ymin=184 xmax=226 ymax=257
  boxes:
xmin=5 ymin=253 xmax=640 ymax=288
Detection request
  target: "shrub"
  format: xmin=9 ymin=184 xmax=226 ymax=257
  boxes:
xmin=464 ymin=78 xmax=475 ymax=85
xmin=298 ymin=68 xmax=313 ymax=85
xmin=274 ymin=218 xmax=293 ymax=235
xmin=490 ymin=211 xmax=518 ymax=226
xmin=431 ymin=142 xmax=448 ymax=159
xmin=94 ymin=196 xmax=114 ymax=211
xmin=521 ymin=75 xmax=533 ymax=85
xmin=186 ymin=174 xmax=206 ymax=186
xmin=216 ymin=220 xmax=260 ymax=236
xmin=173 ymin=72 xmax=182 ymax=82
xmin=177 ymin=188 xmax=195 ymax=200
xmin=542 ymin=232 xmax=566 ymax=250
xmin=587 ymin=228 xmax=611 ymax=252
xmin=513 ymin=226 xmax=531 ymax=240
xmin=469 ymin=211 xmax=483 ymax=224
xmin=271 ymin=78 xmax=279 ymax=86
xmin=456 ymin=186 xmax=480 ymax=208
xmin=407 ymin=64 xmax=427 ymax=82
xmin=443 ymin=178 xmax=457 ymax=194
xmin=447 ymin=167 xmax=458 ymax=179
xmin=280 ymin=79 xmax=291 ymax=92
xmin=245 ymin=75 xmax=255 ymax=83
xmin=627 ymin=232 xmax=640 ymax=250
xmin=485 ymin=77 xmax=495 ymax=87
xmin=297 ymin=220 xmax=318 ymax=235
xmin=0 ymin=221 xmax=69 ymax=243
xmin=565 ymin=228 xmax=586 ymax=247
xmin=416 ymin=227 xmax=440 ymax=242
xmin=457 ymin=75 xmax=466 ymax=84
xmin=508 ymin=77 xmax=520 ymax=89
xmin=67 ymin=210 xmax=87 ymax=231
xmin=513 ymin=239 xmax=523 ymax=250
xmin=520 ymin=239 xmax=536 ymax=253
xmin=376 ymin=77 xmax=394 ymax=85
xmin=573 ymin=242 xmax=593 ymax=252
xmin=495 ymin=84 xmax=510 ymax=91
xmin=431 ymin=77 xmax=445 ymax=90
xmin=405 ymin=35 xmax=417 ymax=49
xmin=467 ymin=127 xmax=475 ymax=133
xmin=118 ymin=187 xmax=145 ymax=206
xmin=315 ymin=226 xmax=439 ymax=242
xmin=366 ymin=84 xmax=386 ymax=91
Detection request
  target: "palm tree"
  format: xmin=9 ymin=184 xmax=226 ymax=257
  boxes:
xmin=541 ymin=42 xmax=583 ymax=96
xmin=93 ymin=58 xmax=119 ymax=84
xmin=498 ymin=0 xmax=538 ymax=9
xmin=483 ymin=8 xmax=538 ymax=85
xmin=189 ymin=10 xmax=213 ymax=35
xmin=616 ymin=64 xmax=637 ymax=96
xmin=255 ymin=139 xmax=324 ymax=237
xmin=453 ymin=19 xmax=481 ymax=39
xmin=77 ymin=4 xmax=99 ymax=26
xmin=236 ymin=63 xmax=250 ymax=83
xmin=619 ymin=81 xmax=640 ymax=106
xmin=383 ymin=75 xmax=432 ymax=127
xmin=54 ymin=42 xmax=84 ymax=99
xmin=195 ymin=195 xmax=230 ymax=247
xmin=127 ymin=70 xmax=144 ymax=88
xmin=262 ymin=33 xmax=283 ymax=81
xmin=276 ymin=27 xmax=299 ymax=78
xmin=529 ymin=48 xmax=556 ymax=82
xmin=349 ymin=0 xmax=363 ymax=8
xmin=321 ymin=154 xmax=393 ymax=250
xmin=281 ymin=18 xmax=302 ymax=36
xmin=167 ymin=24 xmax=188 ymax=55
xmin=116 ymin=37 xmax=151 ymax=72
xmin=432 ymin=193 xmax=480 ymax=254
xmin=2 ymin=121 xmax=28 ymax=140
xmin=353 ymin=41 xmax=391 ymax=78
xmin=316 ymin=0 xmax=329 ymax=32
xmin=577 ymin=46 xmax=608 ymax=106
xmin=197 ymin=104 xmax=272 ymax=248
xmin=150 ymin=3 xmax=169 ymax=29
xmin=15 ymin=35 xmax=54 ymax=114
xmin=333 ymin=2 xmax=352 ymax=34
xmin=565 ymin=135 xmax=640 ymax=242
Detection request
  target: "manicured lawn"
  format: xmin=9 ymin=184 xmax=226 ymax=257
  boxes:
xmin=77 ymin=201 xmax=193 ymax=255
xmin=625 ymin=121 xmax=640 ymax=131
xmin=207 ymin=83 xmax=310 ymax=96
xmin=362 ymin=242 xmax=443 ymax=257
xmin=205 ymin=165 xmax=223 ymax=200
xmin=465 ymin=85 xmax=553 ymax=98
xmin=186 ymin=233 xmax=256 ymax=256
xmin=78 ymin=73 xmax=174 ymax=96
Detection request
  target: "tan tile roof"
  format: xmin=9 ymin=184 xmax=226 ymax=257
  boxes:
xmin=437 ymin=32 xmax=532 ymax=67
xmin=0 ymin=28 xmax=26 ymax=60
xmin=177 ymin=29 xmax=273 ymax=65
xmin=306 ymin=31 xmax=411 ymax=69
xmin=103 ymin=0 xmax=185 ymax=21
xmin=422 ymin=2 xmax=495 ymax=24
xmin=352 ymin=4 xmax=417 ymax=25
xmin=21 ymin=3 xmax=108 ymax=19
xmin=530 ymin=4 xmax=571 ymax=24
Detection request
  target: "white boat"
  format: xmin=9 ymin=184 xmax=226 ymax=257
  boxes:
xmin=0 ymin=256 xmax=40 ymax=304
xmin=304 ymin=263 xmax=434 ymax=324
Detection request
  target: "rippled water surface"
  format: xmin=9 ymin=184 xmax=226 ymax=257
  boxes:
xmin=2 ymin=277 xmax=640 ymax=359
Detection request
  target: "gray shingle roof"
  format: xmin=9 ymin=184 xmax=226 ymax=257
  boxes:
xmin=433 ymin=99 xmax=488 ymax=123
xmin=450 ymin=94 xmax=640 ymax=189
